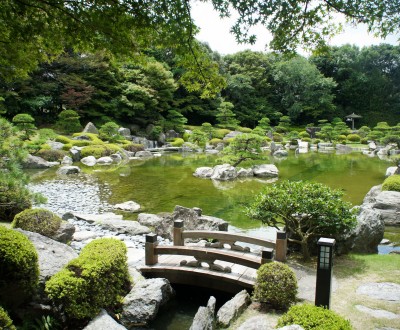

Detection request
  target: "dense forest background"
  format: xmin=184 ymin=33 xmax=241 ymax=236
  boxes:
xmin=1 ymin=43 xmax=399 ymax=129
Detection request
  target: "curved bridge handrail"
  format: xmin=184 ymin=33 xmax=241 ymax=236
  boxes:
xmin=154 ymin=245 xmax=263 ymax=269
xmin=181 ymin=230 xmax=276 ymax=249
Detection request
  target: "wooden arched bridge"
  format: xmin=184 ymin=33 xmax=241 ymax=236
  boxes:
xmin=140 ymin=220 xmax=287 ymax=293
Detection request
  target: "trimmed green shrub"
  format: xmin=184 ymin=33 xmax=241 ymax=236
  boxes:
xmin=382 ymin=135 xmax=400 ymax=148
xmin=80 ymin=144 xmax=122 ymax=158
xmin=361 ymin=138 xmax=368 ymax=144
xmin=299 ymin=131 xmax=310 ymax=138
xmin=36 ymin=149 xmax=67 ymax=162
xmin=38 ymin=128 xmax=57 ymax=140
xmin=302 ymin=137 xmax=312 ymax=142
xmin=382 ymin=174 xmax=400 ymax=192
xmin=212 ymin=129 xmax=231 ymax=139
xmin=276 ymin=304 xmax=353 ymax=330
xmin=62 ymin=143 xmax=73 ymax=151
xmin=45 ymin=238 xmax=131 ymax=320
xmin=56 ymin=110 xmax=82 ymax=134
xmin=238 ymin=127 xmax=252 ymax=133
xmin=70 ymin=140 xmax=91 ymax=147
xmin=273 ymin=133 xmax=283 ymax=142
xmin=12 ymin=208 xmax=62 ymax=237
xmin=170 ymin=138 xmax=184 ymax=147
xmin=0 ymin=306 xmax=16 ymax=330
xmin=313 ymin=139 xmax=321 ymax=144
xmin=12 ymin=113 xmax=36 ymax=140
xmin=338 ymin=135 xmax=347 ymax=142
xmin=55 ymin=135 xmax=72 ymax=144
xmin=0 ymin=226 xmax=39 ymax=308
xmin=182 ymin=131 xmax=191 ymax=142
xmin=99 ymin=122 xmax=123 ymax=142
xmin=347 ymin=134 xmax=361 ymax=142
xmin=253 ymin=262 xmax=297 ymax=310
xmin=209 ymin=138 xmax=223 ymax=146
xmin=124 ymin=144 xmax=144 ymax=153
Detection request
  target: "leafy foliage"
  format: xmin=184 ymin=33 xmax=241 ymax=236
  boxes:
xmin=45 ymin=238 xmax=131 ymax=320
xmin=253 ymin=262 xmax=297 ymax=310
xmin=0 ymin=306 xmax=16 ymax=330
xmin=277 ymin=304 xmax=353 ymax=330
xmin=382 ymin=175 xmax=400 ymax=192
xmin=56 ymin=110 xmax=82 ymax=134
xmin=0 ymin=226 xmax=39 ymax=309
xmin=99 ymin=122 xmax=123 ymax=142
xmin=246 ymin=180 xmax=357 ymax=259
xmin=222 ymin=133 xmax=264 ymax=167
xmin=12 ymin=208 xmax=62 ymax=238
xmin=12 ymin=113 xmax=36 ymax=140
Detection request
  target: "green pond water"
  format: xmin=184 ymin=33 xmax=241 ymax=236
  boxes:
xmin=88 ymin=151 xmax=387 ymax=230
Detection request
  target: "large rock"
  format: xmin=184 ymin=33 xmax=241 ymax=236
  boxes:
xmin=61 ymin=155 xmax=73 ymax=165
xmin=356 ymin=282 xmax=400 ymax=301
xmin=57 ymin=166 xmax=80 ymax=175
xmin=82 ymin=122 xmax=99 ymax=134
xmin=216 ymin=290 xmax=251 ymax=328
xmin=84 ymin=309 xmax=127 ymax=330
xmin=22 ymin=154 xmax=53 ymax=169
xmin=190 ymin=296 xmax=216 ymax=330
xmin=81 ymin=156 xmax=97 ymax=166
xmin=52 ymin=221 xmax=75 ymax=243
xmin=47 ymin=141 xmax=64 ymax=150
xmin=237 ymin=316 xmax=273 ymax=330
xmin=165 ymin=130 xmax=179 ymax=139
xmin=252 ymin=164 xmax=279 ymax=178
xmin=193 ymin=167 xmax=214 ymax=178
xmin=118 ymin=127 xmax=131 ymax=137
xmin=385 ymin=166 xmax=398 ymax=177
xmin=210 ymin=164 xmax=237 ymax=181
xmin=138 ymin=206 xmax=228 ymax=240
xmin=94 ymin=219 xmax=150 ymax=236
xmin=273 ymin=149 xmax=289 ymax=157
xmin=223 ymin=131 xmax=242 ymax=140
xmin=70 ymin=146 xmax=83 ymax=162
xmin=17 ymin=229 xmax=78 ymax=295
xmin=74 ymin=212 xmax=124 ymax=223
xmin=363 ymin=185 xmax=382 ymax=204
xmin=120 ymin=278 xmax=174 ymax=327
xmin=351 ymin=205 xmax=385 ymax=253
xmin=373 ymin=191 xmax=400 ymax=226
xmin=114 ymin=201 xmax=141 ymax=212
xmin=237 ymin=168 xmax=254 ymax=177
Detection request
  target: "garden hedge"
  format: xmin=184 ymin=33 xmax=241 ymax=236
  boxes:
xmin=382 ymin=174 xmax=400 ymax=192
xmin=0 ymin=306 xmax=16 ymax=330
xmin=12 ymin=208 xmax=62 ymax=237
xmin=276 ymin=304 xmax=353 ymax=330
xmin=0 ymin=226 xmax=39 ymax=308
xmin=253 ymin=262 xmax=297 ymax=310
xmin=45 ymin=238 xmax=131 ymax=320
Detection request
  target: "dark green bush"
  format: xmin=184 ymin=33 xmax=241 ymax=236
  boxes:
xmin=276 ymin=304 xmax=353 ymax=330
xmin=347 ymin=134 xmax=361 ymax=142
xmin=0 ymin=226 xmax=39 ymax=308
xmin=12 ymin=208 xmax=62 ymax=237
xmin=56 ymin=110 xmax=82 ymax=134
xmin=361 ymin=138 xmax=368 ymax=144
xmin=382 ymin=174 xmax=400 ymax=192
xmin=238 ymin=127 xmax=252 ymax=133
xmin=99 ymin=122 xmax=123 ymax=142
xmin=302 ymin=137 xmax=312 ymax=142
xmin=0 ymin=306 xmax=16 ymax=330
xmin=273 ymin=133 xmax=283 ymax=142
xmin=12 ymin=113 xmax=36 ymax=140
xmin=0 ymin=183 xmax=32 ymax=222
xmin=36 ymin=149 xmax=67 ymax=162
xmin=381 ymin=135 xmax=400 ymax=148
xmin=212 ymin=129 xmax=231 ymax=139
xmin=123 ymin=143 xmax=145 ymax=153
xmin=253 ymin=262 xmax=297 ymax=310
xmin=45 ymin=238 xmax=131 ymax=320
xmin=299 ymin=131 xmax=310 ymax=138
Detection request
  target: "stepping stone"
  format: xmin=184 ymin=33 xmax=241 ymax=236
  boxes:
xmin=355 ymin=305 xmax=399 ymax=320
xmin=356 ymin=282 xmax=400 ymax=302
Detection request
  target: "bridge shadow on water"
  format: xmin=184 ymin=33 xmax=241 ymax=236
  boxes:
xmin=148 ymin=284 xmax=247 ymax=330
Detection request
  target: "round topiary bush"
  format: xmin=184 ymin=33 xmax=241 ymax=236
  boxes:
xmin=253 ymin=262 xmax=297 ymax=310
xmin=56 ymin=110 xmax=82 ymax=134
xmin=0 ymin=306 xmax=16 ymax=330
xmin=209 ymin=138 xmax=222 ymax=146
xmin=276 ymin=304 xmax=353 ymax=330
xmin=347 ymin=134 xmax=361 ymax=142
xmin=45 ymin=238 xmax=131 ymax=320
xmin=12 ymin=208 xmax=62 ymax=237
xmin=382 ymin=174 xmax=400 ymax=192
xmin=0 ymin=226 xmax=39 ymax=308
xmin=170 ymin=138 xmax=185 ymax=147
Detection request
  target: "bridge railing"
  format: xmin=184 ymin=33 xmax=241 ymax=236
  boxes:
xmin=145 ymin=220 xmax=287 ymax=269
xmin=173 ymin=220 xmax=287 ymax=262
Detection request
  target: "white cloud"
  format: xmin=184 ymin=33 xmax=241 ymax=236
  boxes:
xmin=191 ymin=1 xmax=399 ymax=55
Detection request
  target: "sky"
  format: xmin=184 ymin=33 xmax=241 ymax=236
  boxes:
xmin=191 ymin=1 xmax=399 ymax=55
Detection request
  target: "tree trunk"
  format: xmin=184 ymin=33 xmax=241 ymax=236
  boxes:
xmin=301 ymin=240 xmax=311 ymax=261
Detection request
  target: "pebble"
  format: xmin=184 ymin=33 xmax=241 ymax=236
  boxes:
xmin=29 ymin=175 xmax=170 ymax=253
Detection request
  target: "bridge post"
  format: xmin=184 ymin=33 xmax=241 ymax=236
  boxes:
xmin=174 ymin=220 xmax=184 ymax=246
xmin=145 ymin=233 xmax=158 ymax=265
xmin=261 ymin=248 xmax=274 ymax=264
xmin=275 ymin=230 xmax=287 ymax=262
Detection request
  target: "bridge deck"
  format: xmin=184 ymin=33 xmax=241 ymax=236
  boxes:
xmin=140 ymin=251 xmax=259 ymax=293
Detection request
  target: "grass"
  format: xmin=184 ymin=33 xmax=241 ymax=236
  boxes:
xmin=384 ymin=226 xmax=400 ymax=246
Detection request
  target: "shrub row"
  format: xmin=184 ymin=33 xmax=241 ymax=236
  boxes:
xmin=45 ymin=238 xmax=131 ymax=320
